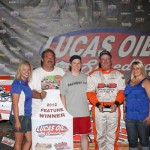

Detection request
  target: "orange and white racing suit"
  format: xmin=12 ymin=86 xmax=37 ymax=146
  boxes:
xmin=86 ymin=68 xmax=125 ymax=150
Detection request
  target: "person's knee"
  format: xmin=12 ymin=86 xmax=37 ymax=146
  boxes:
xmin=26 ymin=138 xmax=32 ymax=144
xmin=140 ymin=140 xmax=149 ymax=147
xmin=129 ymin=141 xmax=138 ymax=148
xmin=15 ymin=136 xmax=24 ymax=144
xmin=25 ymin=131 xmax=32 ymax=143
xmin=15 ymin=139 xmax=23 ymax=145
xmin=80 ymin=135 xmax=88 ymax=141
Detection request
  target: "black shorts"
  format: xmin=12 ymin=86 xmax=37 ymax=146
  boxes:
xmin=9 ymin=115 xmax=31 ymax=133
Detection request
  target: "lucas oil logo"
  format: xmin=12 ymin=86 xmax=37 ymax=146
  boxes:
xmin=36 ymin=124 xmax=68 ymax=138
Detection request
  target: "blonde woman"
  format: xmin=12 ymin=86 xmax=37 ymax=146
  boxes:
xmin=10 ymin=60 xmax=32 ymax=150
xmin=124 ymin=61 xmax=150 ymax=150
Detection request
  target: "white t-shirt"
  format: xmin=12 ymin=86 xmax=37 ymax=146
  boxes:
xmin=29 ymin=66 xmax=65 ymax=116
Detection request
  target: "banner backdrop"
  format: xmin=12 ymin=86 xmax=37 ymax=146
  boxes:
xmin=0 ymin=0 xmax=150 ymax=147
xmin=0 ymin=0 xmax=150 ymax=77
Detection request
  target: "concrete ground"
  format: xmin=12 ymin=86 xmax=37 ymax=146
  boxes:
xmin=0 ymin=120 xmax=14 ymax=150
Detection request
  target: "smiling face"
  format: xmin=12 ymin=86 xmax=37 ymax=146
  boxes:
xmin=21 ymin=64 xmax=31 ymax=81
xmin=99 ymin=54 xmax=112 ymax=70
xmin=41 ymin=51 xmax=55 ymax=71
xmin=132 ymin=64 xmax=143 ymax=78
xmin=70 ymin=58 xmax=82 ymax=73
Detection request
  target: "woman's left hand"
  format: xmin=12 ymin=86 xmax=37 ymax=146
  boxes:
xmin=144 ymin=116 xmax=150 ymax=125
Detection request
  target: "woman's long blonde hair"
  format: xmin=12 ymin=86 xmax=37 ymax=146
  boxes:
xmin=131 ymin=61 xmax=147 ymax=81
xmin=15 ymin=60 xmax=32 ymax=81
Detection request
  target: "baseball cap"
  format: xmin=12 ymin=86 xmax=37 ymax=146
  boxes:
xmin=70 ymin=55 xmax=81 ymax=63
xmin=99 ymin=50 xmax=112 ymax=58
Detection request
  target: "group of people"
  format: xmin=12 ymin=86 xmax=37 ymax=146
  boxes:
xmin=9 ymin=48 xmax=150 ymax=150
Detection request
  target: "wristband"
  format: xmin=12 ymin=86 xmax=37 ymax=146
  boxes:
xmin=114 ymin=101 xmax=120 ymax=107
xmin=40 ymin=92 xmax=42 ymax=99
xmin=123 ymin=108 xmax=126 ymax=113
xmin=96 ymin=102 xmax=100 ymax=108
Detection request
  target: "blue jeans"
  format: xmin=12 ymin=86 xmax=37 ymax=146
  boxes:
xmin=10 ymin=115 xmax=32 ymax=132
xmin=125 ymin=119 xmax=149 ymax=149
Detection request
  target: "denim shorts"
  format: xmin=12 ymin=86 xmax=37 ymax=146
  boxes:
xmin=9 ymin=115 xmax=32 ymax=133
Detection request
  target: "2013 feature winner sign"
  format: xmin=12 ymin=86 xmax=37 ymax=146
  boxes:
xmin=32 ymin=90 xmax=73 ymax=150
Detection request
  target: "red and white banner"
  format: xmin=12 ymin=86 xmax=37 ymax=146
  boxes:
xmin=46 ymin=30 xmax=150 ymax=77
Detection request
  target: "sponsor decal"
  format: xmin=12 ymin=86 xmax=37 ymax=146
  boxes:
xmin=0 ymin=40 xmax=5 ymax=48
xmin=9 ymin=0 xmax=20 ymax=4
xmin=0 ymin=30 xmax=6 ymax=34
xmin=0 ymin=5 xmax=6 ymax=10
xmin=10 ymin=36 xmax=19 ymax=39
xmin=1 ymin=137 xmax=14 ymax=147
xmin=106 ymin=18 xmax=118 ymax=21
xmin=35 ymin=143 xmax=52 ymax=149
xmin=10 ymin=11 xmax=19 ymax=17
xmin=93 ymin=0 xmax=103 ymax=3
xmin=97 ymin=83 xmax=117 ymax=88
xmin=23 ymin=6 xmax=33 ymax=11
xmin=10 ymin=24 xmax=20 ymax=29
xmin=135 ymin=7 xmax=144 ymax=12
xmin=39 ymin=23 xmax=48 ymax=30
xmin=54 ymin=142 xmax=71 ymax=150
xmin=9 ymin=58 xmax=20 ymax=64
xmin=97 ymin=83 xmax=105 ymax=88
xmin=65 ymin=1 xmax=76 ymax=11
xmin=121 ymin=0 xmax=130 ymax=4
xmin=120 ymin=12 xmax=132 ymax=15
xmin=24 ymin=52 xmax=34 ymax=59
xmin=135 ymin=17 xmax=144 ymax=23
xmin=36 ymin=124 xmax=68 ymax=138
xmin=93 ymin=11 xmax=103 ymax=17
xmin=37 ymin=12 xmax=48 ymax=18
xmin=0 ymin=53 xmax=5 ymax=57
xmin=0 ymin=17 xmax=6 ymax=23
xmin=64 ymin=23 xmax=74 ymax=27
xmin=121 ymin=22 xmax=132 ymax=27
xmin=21 ymin=18 xmax=34 ymax=23
xmin=78 ymin=6 xmax=89 ymax=10
xmin=9 ymin=46 xmax=20 ymax=52
xmin=22 ymin=42 xmax=33 ymax=45
xmin=24 ymin=28 xmax=33 ymax=35
xmin=0 ymin=64 xmax=5 ymax=70
xmin=136 ymin=4 xmax=144 ymax=10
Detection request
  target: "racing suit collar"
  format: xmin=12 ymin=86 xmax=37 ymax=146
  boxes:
xmin=101 ymin=68 xmax=114 ymax=74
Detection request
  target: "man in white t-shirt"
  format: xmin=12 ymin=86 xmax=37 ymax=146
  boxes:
xmin=29 ymin=49 xmax=65 ymax=116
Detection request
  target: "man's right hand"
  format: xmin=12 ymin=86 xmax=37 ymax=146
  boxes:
xmin=40 ymin=91 xmax=47 ymax=99
xmin=98 ymin=105 xmax=104 ymax=112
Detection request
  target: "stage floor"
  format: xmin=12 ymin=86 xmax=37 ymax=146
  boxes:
xmin=74 ymin=142 xmax=129 ymax=150
xmin=0 ymin=120 xmax=144 ymax=150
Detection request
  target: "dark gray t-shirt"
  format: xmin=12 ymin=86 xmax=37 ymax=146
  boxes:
xmin=60 ymin=72 xmax=90 ymax=117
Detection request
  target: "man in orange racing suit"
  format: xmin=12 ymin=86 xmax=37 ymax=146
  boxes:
xmin=86 ymin=50 xmax=125 ymax=150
